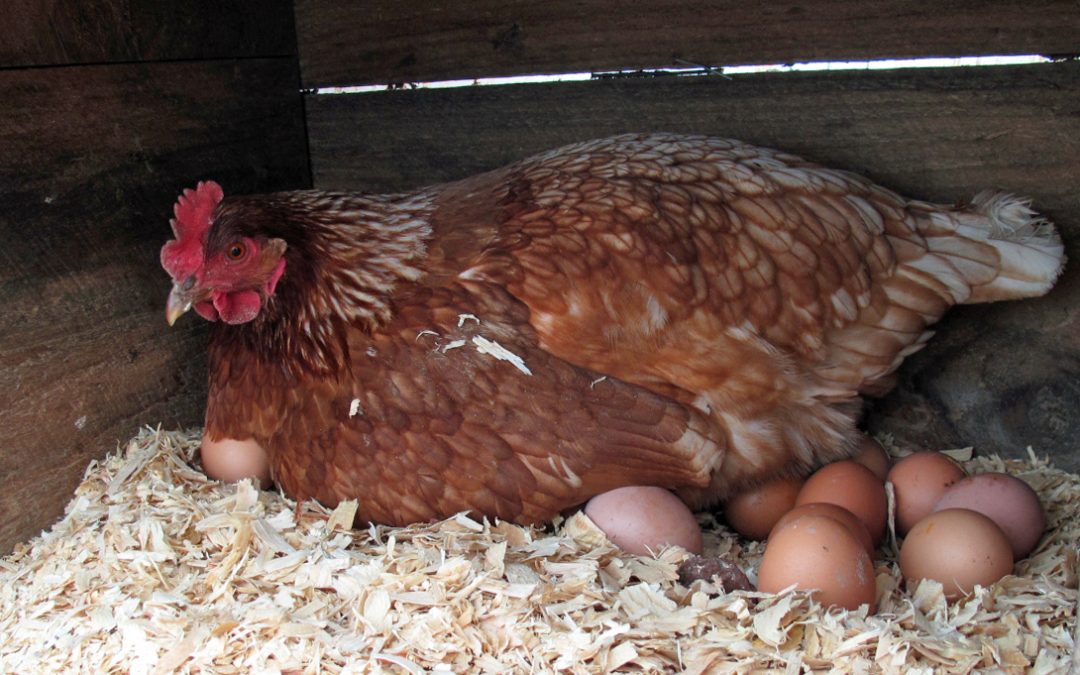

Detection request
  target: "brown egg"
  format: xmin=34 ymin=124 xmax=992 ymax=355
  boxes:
xmin=771 ymin=503 xmax=875 ymax=558
xmin=584 ymin=486 xmax=703 ymax=555
xmin=899 ymin=508 xmax=1013 ymax=599
xmin=934 ymin=472 xmax=1046 ymax=560
xmin=724 ymin=476 xmax=804 ymax=540
xmin=758 ymin=514 xmax=877 ymax=612
xmin=887 ymin=451 xmax=966 ymax=535
xmin=796 ymin=461 xmax=888 ymax=544
xmin=200 ymin=436 xmax=271 ymax=485
xmin=851 ymin=436 xmax=891 ymax=481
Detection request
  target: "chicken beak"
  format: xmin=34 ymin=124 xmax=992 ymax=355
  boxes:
xmin=166 ymin=284 xmax=193 ymax=326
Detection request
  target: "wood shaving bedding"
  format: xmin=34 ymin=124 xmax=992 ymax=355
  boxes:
xmin=1 ymin=428 xmax=1076 ymax=673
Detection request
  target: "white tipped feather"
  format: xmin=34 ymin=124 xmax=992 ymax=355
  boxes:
xmin=919 ymin=192 xmax=1065 ymax=303
xmin=969 ymin=191 xmax=1057 ymax=242
xmin=966 ymin=193 xmax=1064 ymax=302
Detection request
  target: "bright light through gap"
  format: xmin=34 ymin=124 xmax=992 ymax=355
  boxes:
xmin=314 ymin=54 xmax=1053 ymax=95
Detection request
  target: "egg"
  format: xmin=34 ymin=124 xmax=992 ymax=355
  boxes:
xmin=200 ymin=436 xmax=271 ymax=485
xmin=723 ymin=476 xmax=804 ymax=540
xmin=770 ymin=502 xmax=875 ymax=558
xmin=851 ymin=436 xmax=891 ymax=481
xmin=584 ymin=486 xmax=703 ymax=555
xmin=933 ymin=472 xmax=1046 ymax=559
xmin=899 ymin=508 xmax=1013 ymax=599
xmin=758 ymin=514 xmax=877 ymax=612
xmin=796 ymin=461 xmax=888 ymax=544
xmin=886 ymin=451 xmax=966 ymax=535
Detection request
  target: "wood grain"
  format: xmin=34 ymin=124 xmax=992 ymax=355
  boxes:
xmin=0 ymin=0 xmax=297 ymax=68
xmin=0 ymin=58 xmax=310 ymax=553
xmin=305 ymin=61 xmax=1080 ymax=470
xmin=295 ymin=0 xmax=1080 ymax=87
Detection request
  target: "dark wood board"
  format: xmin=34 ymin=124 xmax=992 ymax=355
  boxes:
xmin=295 ymin=0 xmax=1080 ymax=87
xmin=0 ymin=58 xmax=310 ymax=553
xmin=0 ymin=0 xmax=297 ymax=68
xmin=305 ymin=61 xmax=1080 ymax=471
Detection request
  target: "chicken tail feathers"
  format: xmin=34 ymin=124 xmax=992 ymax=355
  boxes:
xmin=826 ymin=192 xmax=1065 ymax=398
xmin=963 ymin=191 xmax=1065 ymax=302
xmin=913 ymin=192 xmax=1065 ymax=305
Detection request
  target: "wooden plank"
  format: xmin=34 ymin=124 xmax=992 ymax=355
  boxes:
xmin=304 ymin=61 xmax=1080 ymax=470
xmin=295 ymin=0 xmax=1080 ymax=87
xmin=0 ymin=58 xmax=310 ymax=553
xmin=0 ymin=0 xmax=297 ymax=68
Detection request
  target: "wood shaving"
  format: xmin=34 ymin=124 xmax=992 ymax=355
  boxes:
xmin=2 ymin=428 xmax=1076 ymax=673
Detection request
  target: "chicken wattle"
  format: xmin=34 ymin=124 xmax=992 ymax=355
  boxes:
xmin=160 ymin=133 xmax=1065 ymax=525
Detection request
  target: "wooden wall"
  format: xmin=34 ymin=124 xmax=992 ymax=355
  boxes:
xmin=296 ymin=2 xmax=1080 ymax=470
xmin=295 ymin=1 xmax=1080 ymax=86
xmin=0 ymin=1 xmax=310 ymax=552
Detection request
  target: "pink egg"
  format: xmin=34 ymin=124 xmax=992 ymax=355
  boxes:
xmin=933 ymin=472 xmax=1045 ymax=560
xmin=584 ymin=486 xmax=702 ymax=555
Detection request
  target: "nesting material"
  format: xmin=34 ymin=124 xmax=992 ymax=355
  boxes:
xmin=1 ymin=429 xmax=1077 ymax=673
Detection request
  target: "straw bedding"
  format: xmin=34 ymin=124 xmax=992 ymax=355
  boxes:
xmin=1 ymin=428 xmax=1077 ymax=673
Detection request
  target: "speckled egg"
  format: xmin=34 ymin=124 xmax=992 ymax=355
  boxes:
xmin=770 ymin=502 xmax=875 ymax=558
xmin=899 ymin=508 xmax=1014 ymax=599
xmin=934 ymin=472 xmax=1045 ymax=560
xmin=758 ymin=514 xmax=877 ymax=612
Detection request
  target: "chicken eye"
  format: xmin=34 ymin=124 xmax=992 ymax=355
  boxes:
xmin=226 ymin=242 xmax=247 ymax=261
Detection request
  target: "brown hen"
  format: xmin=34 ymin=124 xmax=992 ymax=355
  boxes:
xmin=160 ymin=133 xmax=1064 ymax=525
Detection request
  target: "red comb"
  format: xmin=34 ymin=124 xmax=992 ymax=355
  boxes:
xmin=170 ymin=180 xmax=224 ymax=240
xmin=161 ymin=181 xmax=224 ymax=280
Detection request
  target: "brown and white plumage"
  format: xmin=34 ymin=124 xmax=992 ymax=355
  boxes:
xmin=161 ymin=133 xmax=1064 ymax=524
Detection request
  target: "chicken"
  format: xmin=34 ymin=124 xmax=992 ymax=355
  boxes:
xmin=160 ymin=133 xmax=1065 ymax=525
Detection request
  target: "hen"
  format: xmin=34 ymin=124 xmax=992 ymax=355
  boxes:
xmin=161 ymin=133 xmax=1064 ymax=525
